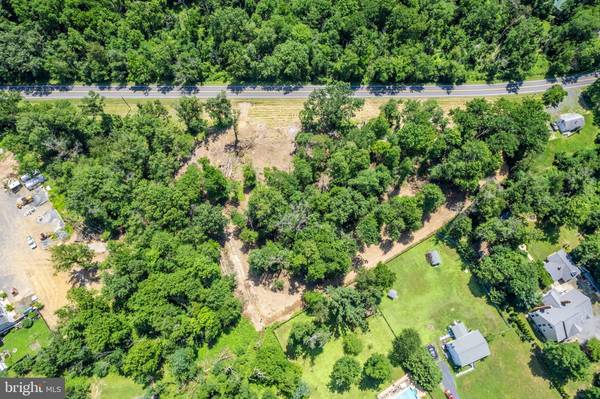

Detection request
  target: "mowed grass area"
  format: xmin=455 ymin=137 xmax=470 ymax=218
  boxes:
xmin=457 ymin=330 xmax=557 ymax=399
xmin=531 ymin=111 xmax=598 ymax=172
xmin=275 ymin=313 xmax=403 ymax=399
xmin=1 ymin=319 xmax=52 ymax=366
xmin=527 ymin=226 xmax=580 ymax=261
xmin=378 ymin=238 xmax=504 ymax=343
xmin=378 ymin=237 xmax=559 ymax=399
xmin=90 ymin=373 xmax=144 ymax=399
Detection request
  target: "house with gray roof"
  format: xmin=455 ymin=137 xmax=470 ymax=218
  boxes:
xmin=555 ymin=113 xmax=585 ymax=135
xmin=446 ymin=321 xmax=491 ymax=367
xmin=529 ymin=287 xmax=593 ymax=342
xmin=544 ymin=249 xmax=580 ymax=284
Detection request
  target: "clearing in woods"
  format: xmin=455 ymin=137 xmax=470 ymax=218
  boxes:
xmin=175 ymin=98 xmax=483 ymax=330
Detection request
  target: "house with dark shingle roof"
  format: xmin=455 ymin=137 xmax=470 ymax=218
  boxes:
xmin=529 ymin=287 xmax=593 ymax=342
xmin=544 ymin=249 xmax=580 ymax=284
xmin=446 ymin=321 xmax=491 ymax=367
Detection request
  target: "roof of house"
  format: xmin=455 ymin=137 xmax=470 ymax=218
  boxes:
xmin=544 ymin=249 xmax=580 ymax=283
xmin=450 ymin=321 xmax=469 ymax=338
xmin=535 ymin=288 xmax=591 ymax=326
xmin=427 ymin=250 xmax=441 ymax=265
xmin=559 ymin=113 xmax=584 ymax=122
xmin=448 ymin=330 xmax=491 ymax=366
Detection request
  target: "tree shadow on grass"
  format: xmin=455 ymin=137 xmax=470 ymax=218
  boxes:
xmin=359 ymin=374 xmax=384 ymax=391
xmin=538 ymin=222 xmax=561 ymax=245
xmin=527 ymin=346 xmax=562 ymax=391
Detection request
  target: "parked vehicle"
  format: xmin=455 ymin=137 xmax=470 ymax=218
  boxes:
xmin=16 ymin=195 xmax=33 ymax=209
xmin=20 ymin=170 xmax=40 ymax=183
xmin=24 ymin=175 xmax=45 ymax=190
xmin=6 ymin=179 xmax=21 ymax=192
xmin=26 ymin=235 xmax=37 ymax=249
xmin=444 ymin=390 xmax=456 ymax=399
xmin=427 ymin=344 xmax=439 ymax=360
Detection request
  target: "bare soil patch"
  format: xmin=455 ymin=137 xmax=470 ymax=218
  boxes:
xmin=180 ymin=101 xmax=297 ymax=181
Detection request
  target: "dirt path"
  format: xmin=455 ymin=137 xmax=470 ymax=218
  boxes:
xmin=0 ymin=154 xmax=70 ymax=328
xmin=346 ymin=196 xmax=470 ymax=284
xmin=221 ymin=225 xmax=304 ymax=330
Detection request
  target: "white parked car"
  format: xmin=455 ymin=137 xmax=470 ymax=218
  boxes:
xmin=26 ymin=235 xmax=37 ymax=250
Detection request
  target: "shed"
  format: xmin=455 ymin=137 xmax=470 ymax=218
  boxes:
xmin=426 ymin=250 xmax=441 ymax=266
xmin=387 ymin=289 xmax=398 ymax=300
xmin=556 ymin=113 xmax=585 ymax=135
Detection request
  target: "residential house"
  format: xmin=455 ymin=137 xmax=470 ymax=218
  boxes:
xmin=544 ymin=249 xmax=580 ymax=284
xmin=529 ymin=288 xmax=593 ymax=342
xmin=446 ymin=321 xmax=491 ymax=367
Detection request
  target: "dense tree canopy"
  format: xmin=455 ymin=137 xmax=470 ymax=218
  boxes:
xmin=0 ymin=0 xmax=598 ymax=85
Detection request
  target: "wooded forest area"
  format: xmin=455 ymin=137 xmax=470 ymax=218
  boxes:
xmin=0 ymin=78 xmax=599 ymax=397
xmin=1 ymin=0 xmax=599 ymax=85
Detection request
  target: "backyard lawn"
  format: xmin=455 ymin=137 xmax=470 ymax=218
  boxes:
xmin=378 ymin=237 xmax=560 ymax=399
xmin=1 ymin=318 xmax=52 ymax=366
xmin=275 ymin=313 xmax=403 ymax=399
xmin=531 ymin=111 xmax=597 ymax=173
xmin=90 ymin=373 xmax=144 ymax=399
xmin=527 ymin=225 xmax=580 ymax=262
xmin=378 ymin=238 xmax=505 ymax=343
xmin=457 ymin=330 xmax=558 ymax=399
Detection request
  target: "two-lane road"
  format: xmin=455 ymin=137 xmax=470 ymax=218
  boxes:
xmin=1 ymin=72 xmax=598 ymax=100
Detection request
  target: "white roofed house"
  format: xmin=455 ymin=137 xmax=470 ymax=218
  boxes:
xmin=529 ymin=288 xmax=594 ymax=342
xmin=554 ymin=113 xmax=585 ymax=136
xmin=544 ymin=249 xmax=581 ymax=284
xmin=445 ymin=321 xmax=491 ymax=368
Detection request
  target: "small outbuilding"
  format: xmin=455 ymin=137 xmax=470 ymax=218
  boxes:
xmin=387 ymin=289 xmax=398 ymax=300
xmin=555 ymin=113 xmax=585 ymax=135
xmin=426 ymin=250 xmax=441 ymax=266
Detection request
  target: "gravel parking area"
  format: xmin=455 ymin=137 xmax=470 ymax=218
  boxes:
xmin=0 ymin=154 xmax=70 ymax=328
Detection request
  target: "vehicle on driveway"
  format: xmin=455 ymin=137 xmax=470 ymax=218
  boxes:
xmin=26 ymin=235 xmax=37 ymax=249
xmin=16 ymin=195 xmax=33 ymax=209
xmin=444 ymin=390 xmax=456 ymax=399
xmin=427 ymin=344 xmax=439 ymax=360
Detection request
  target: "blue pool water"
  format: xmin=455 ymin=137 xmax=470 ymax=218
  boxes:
xmin=393 ymin=387 xmax=419 ymax=399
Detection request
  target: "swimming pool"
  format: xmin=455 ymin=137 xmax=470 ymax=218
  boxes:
xmin=393 ymin=387 xmax=419 ymax=399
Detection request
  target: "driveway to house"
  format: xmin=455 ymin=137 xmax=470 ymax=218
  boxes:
xmin=438 ymin=359 xmax=461 ymax=399
xmin=1 ymin=72 xmax=597 ymax=100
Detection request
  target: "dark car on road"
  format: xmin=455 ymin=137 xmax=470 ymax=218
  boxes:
xmin=427 ymin=344 xmax=439 ymax=360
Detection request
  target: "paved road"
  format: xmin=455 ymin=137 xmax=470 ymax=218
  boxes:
xmin=1 ymin=72 xmax=597 ymax=100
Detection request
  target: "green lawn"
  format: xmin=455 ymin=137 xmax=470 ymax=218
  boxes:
xmin=457 ymin=330 xmax=557 ymax=399
xmin=531 ymin=111 xmax=598 ymax=172
xmin=275 ymin=313 xmax=403 ymax=399
xmin=378 ymin=237 xmax=560 ymax=399
xmin=527 ymin=225 xmax=580 ymax=261
xmin=378 ymin=238 xmax=505 ymax=343
xmin=90 ymin=373 xmax=144 ymax=399
xmin=1 ymin=319 xmax=52 ymax=366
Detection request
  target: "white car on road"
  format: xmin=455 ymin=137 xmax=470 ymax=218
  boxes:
xmin=26 ymin=235 xmax=37 ymax=249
